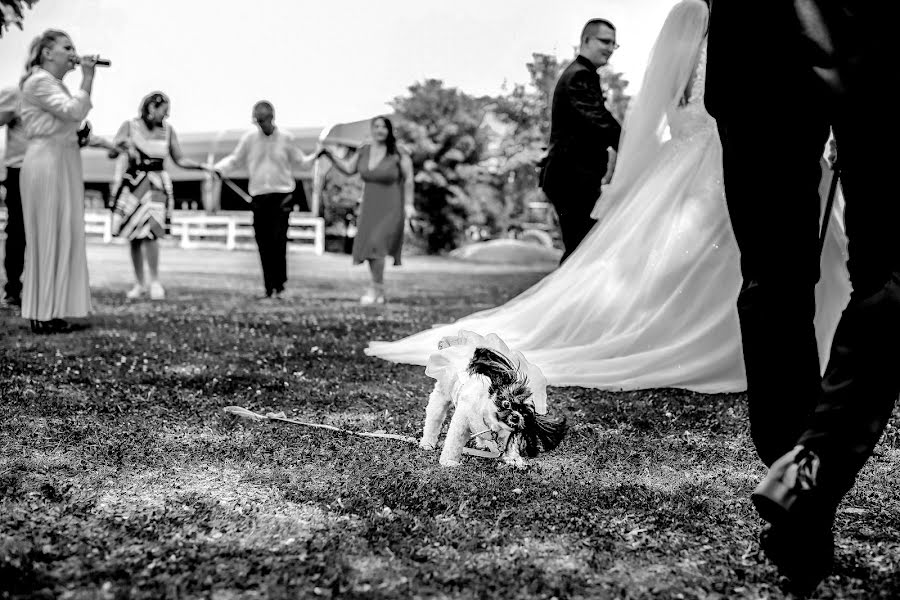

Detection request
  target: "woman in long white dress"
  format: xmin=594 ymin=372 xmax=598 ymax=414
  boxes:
xmin=18 ymin=30 xmax=104 ymax=333
xmin=366 ymin=0 xmax=851 ymax=394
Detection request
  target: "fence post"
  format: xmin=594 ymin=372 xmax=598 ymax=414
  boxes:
xmin=315 ymin=219 xmax=324 ymax=255
xmin=181 ymin=220 xmax=191 ymax=249
xmin=103 ymin=213 xmax=112 ymax=243
xmin=226 ymin=220 xmax=236 ymax=250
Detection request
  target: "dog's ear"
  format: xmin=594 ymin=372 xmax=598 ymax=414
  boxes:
xmin=532 ymin=413 xmax=567 ymax=451
xmin=508 ymin=406 xmax=538 ymax=458
xmin=467 ymin=347 xmax=520 ymax=393
xmin=508 ymin=430 xmax=539 ymax=459
xmin=514 ymin=409 xmax=567 ymax=457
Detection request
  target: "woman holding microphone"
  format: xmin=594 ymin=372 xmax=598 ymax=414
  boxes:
xmin=18 ymin=29 xmax=109 ymax=333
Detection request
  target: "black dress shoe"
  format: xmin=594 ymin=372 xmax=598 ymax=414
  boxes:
xmin=753 ymin=445 xmax=835 ymax=593
xmin=30 ymin=319 xmax=49 ymax=334
xmin=50 ymin=319 xmax=74 ymax=333
xmin=47 ymin=319 xmax=90 ymax=333
xmin=760 ymin=523 xmax=834 ymax=594
xmin=752 ymin=445 xmax=821 ymax=525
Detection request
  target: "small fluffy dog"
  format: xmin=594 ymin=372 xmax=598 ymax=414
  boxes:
xmin=420 ymin=330 xmax=567 ymax=467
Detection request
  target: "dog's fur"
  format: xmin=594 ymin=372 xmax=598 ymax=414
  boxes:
xmin=421 ymin=346 xmax=567 ymax=467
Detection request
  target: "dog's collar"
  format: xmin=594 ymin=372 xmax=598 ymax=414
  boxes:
xmin=469 ymin=421 xmax=509 ymax=458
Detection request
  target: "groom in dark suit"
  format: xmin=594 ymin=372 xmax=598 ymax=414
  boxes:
xmin=707 ymin=1 xmax=894 ymax=592
xmin=540 ymin=19 xmax=622 ymax=262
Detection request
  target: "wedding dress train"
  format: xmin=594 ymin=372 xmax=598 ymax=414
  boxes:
xmin=367 ymin=33 xmax=850 ymax=394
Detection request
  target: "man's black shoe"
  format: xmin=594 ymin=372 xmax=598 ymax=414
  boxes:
xmin=759 ymin=523 xmax=834 ymax=594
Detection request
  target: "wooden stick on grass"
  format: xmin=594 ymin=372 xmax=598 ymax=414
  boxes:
xmin=223 ymin=405 xmax=500 ymax=459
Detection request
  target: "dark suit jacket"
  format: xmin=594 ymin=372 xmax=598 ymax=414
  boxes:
xmin=706 ymin=1 xmax=883 ymax=118
xmin=540 ymin=55 xmax=621 ymax=205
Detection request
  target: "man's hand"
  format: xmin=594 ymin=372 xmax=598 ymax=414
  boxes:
xmin=825 ymin=137 xmax=838 ymax=169
xmin=601 ymin=148 xmax=617 ymax=185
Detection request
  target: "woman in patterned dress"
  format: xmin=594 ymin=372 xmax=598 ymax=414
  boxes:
xmin=322 ymin=116 xmax=415 ymax=304
xmin=111 ymin=92 xmax=215 ymax=300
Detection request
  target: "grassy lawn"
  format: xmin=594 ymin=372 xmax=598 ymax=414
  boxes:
xmin=1 ymin=245 xmax=898 ymax=599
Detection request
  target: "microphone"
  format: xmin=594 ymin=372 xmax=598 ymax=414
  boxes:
xmin=75 ymin=56 xmax=111 ymax=67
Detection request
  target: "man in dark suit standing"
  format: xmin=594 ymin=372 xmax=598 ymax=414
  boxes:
xmin=540 ymin=18 xmax=622 ymax=262
xmin=707 ymin=1 xmax=894 ymax=592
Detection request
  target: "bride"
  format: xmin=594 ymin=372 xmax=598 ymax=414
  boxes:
xmin=366 ymin=0 xmax=850 ymax=394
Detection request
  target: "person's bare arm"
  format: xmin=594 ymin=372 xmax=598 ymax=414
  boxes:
xmin=321 ymin=146 xmax=360 ymax=176
xmin=400 ymin=153 xmax=415 ymax=219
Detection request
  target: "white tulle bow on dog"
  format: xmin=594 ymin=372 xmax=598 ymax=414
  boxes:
xmin=420 ymin=330 xmax=567 ymax=467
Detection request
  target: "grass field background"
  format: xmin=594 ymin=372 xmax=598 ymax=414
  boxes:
xmin=1 ymin=245 xmax=898 ymax=599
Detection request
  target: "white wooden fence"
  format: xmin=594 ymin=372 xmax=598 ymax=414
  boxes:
xmin=0 ymin=208 xmax=325 ymax=254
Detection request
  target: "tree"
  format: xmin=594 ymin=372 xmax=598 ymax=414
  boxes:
xmin=600 ymin=68 xmax=631 ymax=123
xmin=485 ymin=54 xmax=631 ymax=238
xmin=489 ymin=54 xmax=565 ymax=223
xmin=389 ymin=79 xmax=494 ymax=253
xmin=523 ymin=52 xmax=564 ymax=138
xmin=323 ymin=56 xmax=631 ymax=255
xmin=0 ymin=0 xmax=38 ymax=37
xmin=319 ymin=160 xmax=364 ymax=238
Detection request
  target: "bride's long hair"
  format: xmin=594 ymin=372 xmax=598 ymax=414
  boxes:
xmin=594 ymin=0 xmax=709 ymax=215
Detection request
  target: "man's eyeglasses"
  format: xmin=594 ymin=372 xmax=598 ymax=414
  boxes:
xmin=592 ymin=37 xmax=620 ymax=50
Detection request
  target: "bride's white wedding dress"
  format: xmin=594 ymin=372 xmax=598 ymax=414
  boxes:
xmin=367 ymin=34 xmax=850 ymax=394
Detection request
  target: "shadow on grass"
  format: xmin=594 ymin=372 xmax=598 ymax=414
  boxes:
xmin=1 ymin=266 xmax=899 ymax=599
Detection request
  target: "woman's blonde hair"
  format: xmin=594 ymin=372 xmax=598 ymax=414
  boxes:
xmin=20 ymin=29 xmax=69 ymax=88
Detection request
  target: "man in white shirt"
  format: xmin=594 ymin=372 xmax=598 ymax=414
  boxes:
xmin=0 ymin=85 xmax=27 ymax=307
xmin=215 ymin=101 xmax=318 ymax=299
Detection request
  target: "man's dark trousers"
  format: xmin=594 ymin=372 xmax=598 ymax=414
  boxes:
xmin=251 ymin=192 xmax=292 ymax=296
xmin=545 ymin=185 xmax=599 ymax=263
xmin=709 ymin=2 xmax=898 ymax=508
xmin=3 ymin=167 xmax=24 ymax=302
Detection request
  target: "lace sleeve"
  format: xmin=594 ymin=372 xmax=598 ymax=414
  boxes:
xmin=596 ymin=0 xmax=709 ymax=217
xmin=687 ymin=40 xmax=708 ymax=105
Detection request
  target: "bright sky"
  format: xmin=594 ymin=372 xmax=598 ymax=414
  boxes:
xmin=0 ymin=0 xmax=675 ymax=136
